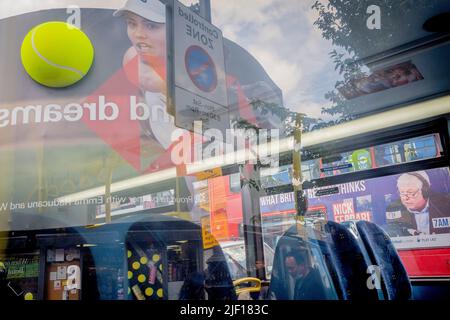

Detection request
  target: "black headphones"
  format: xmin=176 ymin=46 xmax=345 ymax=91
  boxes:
xmin=405 ymin=172 xmax=431 ymax=199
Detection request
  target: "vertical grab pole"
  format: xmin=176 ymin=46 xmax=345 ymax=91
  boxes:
xmin=293 ymin=113 xmax=307 ymax=237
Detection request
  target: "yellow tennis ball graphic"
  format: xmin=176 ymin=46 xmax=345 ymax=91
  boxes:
xmin=21 ymin=21 xmax=94 ymax=88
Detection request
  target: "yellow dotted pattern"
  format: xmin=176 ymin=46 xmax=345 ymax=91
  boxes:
xmin=145 ymin=288 xmax=154 ymax=297
xmin=127 ymin=248 xmax=164 ymax=300
xmin=138 ymin=274 xmax=146 ymax=283
xmin=132 ymin=262 xmax=140 ymax=270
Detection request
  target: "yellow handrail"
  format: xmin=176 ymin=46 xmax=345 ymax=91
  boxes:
xmin=233 ymin=277 xmax=262 ymax=295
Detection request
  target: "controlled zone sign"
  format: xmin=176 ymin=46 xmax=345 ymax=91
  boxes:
xmin=172 ymin=0 xmax=229 ymax=134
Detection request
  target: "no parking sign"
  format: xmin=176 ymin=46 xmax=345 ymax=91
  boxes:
xmin=185 ymin=45 xmax=218 ymax=93
xmin=171 ymin=0 xmax=229 ymax=134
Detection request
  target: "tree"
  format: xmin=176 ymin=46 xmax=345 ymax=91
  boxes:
xmin=246 ymin=98 xmax=322 ymax=134
xmin=311 ymin=0 xmax=434 ymax=122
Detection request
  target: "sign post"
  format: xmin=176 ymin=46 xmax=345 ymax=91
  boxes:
xmin=293 ymin=113 xmax=304 ymax=220
xmin=168 ymin=0 xmax=229 ymax=135
xmin=198 ymin=0 xmax=212 ymax=23
xmin=293 ymin=113 xmax=310 ymax=239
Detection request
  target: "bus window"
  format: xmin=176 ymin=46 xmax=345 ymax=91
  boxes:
xmin=302 ymin=133 xmax=443 ymax=180
xmin=374 ymin=134 xmax=442 ymax=166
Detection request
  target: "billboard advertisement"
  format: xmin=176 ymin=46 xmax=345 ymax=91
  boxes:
xmin=0 ymin=1 xmax=284 ymax=232
xmin=307 ymin=167 xmax=450 ymax=250
xmin=0 ymin=3 xmax=176 ymax=231
xmin=259 ymin=167 xmax=450 ymax=276
xmin=259 ymin=167 xmax=450 ymax=251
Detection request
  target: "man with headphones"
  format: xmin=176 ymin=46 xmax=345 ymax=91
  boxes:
xmin=385 ymin=171 xmax=450 ymax=235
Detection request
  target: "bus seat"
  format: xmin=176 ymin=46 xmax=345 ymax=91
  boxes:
xmin=324 ymin=221 xmax=379 ymax=300
xmin=266 ymin=223 xmax=338 ymax=300
xmin=355 ymin=220 xmax=412 ymax=300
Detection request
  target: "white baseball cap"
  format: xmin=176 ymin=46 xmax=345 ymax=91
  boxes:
xmin=114 ymin=0 xmax=166 ymax=23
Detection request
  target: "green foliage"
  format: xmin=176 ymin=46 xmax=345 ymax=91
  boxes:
xmin=311 ymin=0 xmax=434 ymax=121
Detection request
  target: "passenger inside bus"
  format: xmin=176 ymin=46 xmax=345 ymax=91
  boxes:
xmin=284 ymin=249 xmax=327 ymax=300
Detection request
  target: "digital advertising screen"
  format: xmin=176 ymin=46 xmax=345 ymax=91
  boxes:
xmin=307 ymin=167 xmax=450 ymax=250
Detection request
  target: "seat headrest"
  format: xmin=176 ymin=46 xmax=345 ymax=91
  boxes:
xmin=355 ymin=220 xmax=412 ymax=300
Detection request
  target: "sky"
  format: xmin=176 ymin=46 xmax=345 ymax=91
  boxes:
xmin=210 ymin=0 xmax=339 ymax=120
xmin=0 ymin=0 xmax=340 ymax=120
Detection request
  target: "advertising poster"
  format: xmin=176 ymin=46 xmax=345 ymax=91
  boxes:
xmin=337 ymin=61 xmax=424 ymax=100
xmin=259 ymin=167 xmax=450 ymax=251
xmin=307 ymin=167 xmax=450 ymax=250
xmin=0 ymin=5 xmax=176 ymax=231
xmin=259 ymin=167 xmax=450 ymax=276
xmin=0 ymin=2 xmax=283 ymax=232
